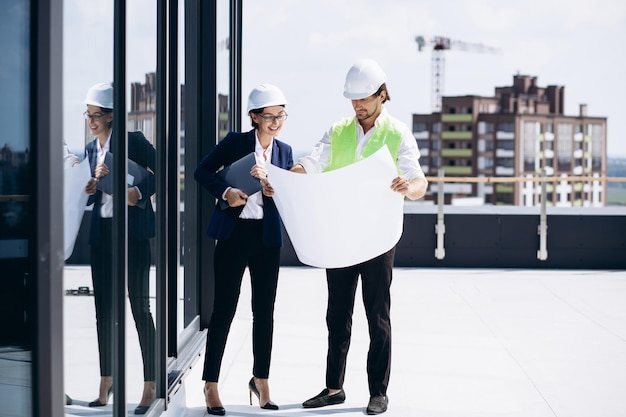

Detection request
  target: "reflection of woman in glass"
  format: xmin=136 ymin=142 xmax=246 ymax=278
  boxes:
xmin=82 ymin=83 xmax=157 ymax=414
xmin=194 ymin=84 xmax=293 ymax=415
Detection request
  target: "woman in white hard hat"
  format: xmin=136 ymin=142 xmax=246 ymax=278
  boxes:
xmin=194 ymin=83 xmax=293 ymax=415
xmin=82 ymin=83 xmax=157 ymax=414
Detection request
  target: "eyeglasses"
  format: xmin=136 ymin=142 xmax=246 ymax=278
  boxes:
xmin=83 ymin=111 xmax=105 ymax=121
xmin=258 ymin=112 xmax=288 ymax=123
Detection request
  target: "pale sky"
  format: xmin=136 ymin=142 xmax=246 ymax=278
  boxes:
xmin=63 ymin=0 xmax=626 ymax=157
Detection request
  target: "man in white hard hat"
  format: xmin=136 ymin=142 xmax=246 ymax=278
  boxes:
xmin=265 ymin=59 xmax=427 ymax=414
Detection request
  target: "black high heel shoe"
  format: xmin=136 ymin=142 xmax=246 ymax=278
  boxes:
xmin=203 ymin=387 xmax=226 ymax=416
xmin=88 ymin=386 xmax=112 ymax=407
xmin=248 ymin=377 xmax=279 ymax=410
xmin=206 ymin=405 xmax=226 ymax=416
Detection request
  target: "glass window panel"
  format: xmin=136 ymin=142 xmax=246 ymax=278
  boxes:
xmin=63 ymin=0 xmax=158 ymax=410
xmin=177 ymin=0 xmax=187 ymax=338
xmin=497 ymin=122 xmax=514 ymax=132
xmin=0 ymin=1 xmax=32 ymax=414
xmin=413 ymin=122 xmax=427 ymax=132
xmin=557 ymin=123 xmax=573 ymax=171
xmin=590 ymin=124 xmax=603 ymax=170
xmin=523 ymin=122 xmax=538 ymax=172
xmin=63 ymin=0 xmax=115 ymax=406
xmin=126 ymin=2 xmax=158 ymax=410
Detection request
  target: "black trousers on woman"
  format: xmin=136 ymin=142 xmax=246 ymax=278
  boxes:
xmin=324 ymin=247 xmax=395 ymax=397
xmin=202 ymin=219 xmax=280 ymax=382
xmin=90 ymin=218 xmax=156 ymax=381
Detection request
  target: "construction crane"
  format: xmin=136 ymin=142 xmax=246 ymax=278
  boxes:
xmin=415 ymin=35 xmax=500 ymax=112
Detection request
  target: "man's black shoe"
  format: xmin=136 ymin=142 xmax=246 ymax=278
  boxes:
xmin=302 ymin=388 xmax=346 ymax=408
xmin=366 ymin=395 xmax=388 ymax=415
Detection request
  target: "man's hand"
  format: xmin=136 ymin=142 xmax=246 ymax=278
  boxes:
xmin=289 ymin=163 xmax=307 ymax=174
xmin=390 ymin=176 xmax=411 ymax=195
xmin=390 ymin=176 xmax=427 ymax=200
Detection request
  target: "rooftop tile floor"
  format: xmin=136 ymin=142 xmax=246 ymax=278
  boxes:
xmin=58 ymin=266 xmax=626 ymax=417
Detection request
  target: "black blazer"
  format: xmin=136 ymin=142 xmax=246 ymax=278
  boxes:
xmin=85 ymin=131 xmax=156 ymax=245
xmin=194 ymin=129 xmax=293 ymax=247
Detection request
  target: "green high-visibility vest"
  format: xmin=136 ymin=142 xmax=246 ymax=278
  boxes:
xmin=324 ymin=117 xmax=403 ymax=172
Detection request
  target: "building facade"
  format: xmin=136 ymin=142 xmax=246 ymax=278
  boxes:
xmin=413 ymin=75 xmax=607 ymax=206
xmin=3 ymin=1 xmax=622 ymax=415
xmin=127 ymin=74 xmax=228 ymax=157
xmin=218 ymin=93 xmax=230 ymax=142
xmin=127 ymin=72 xmax=191 ymax=191
xmin=129 ymin=72 xmax=158 ymax=145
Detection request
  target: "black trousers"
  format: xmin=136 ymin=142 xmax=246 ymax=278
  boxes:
xmin=325 ymin=247 xmax=395 ymax=396
xmin=90 ymin=218 xmax=156 ymax=381
xmin=202 ymin=219 xmax=280 ymax=382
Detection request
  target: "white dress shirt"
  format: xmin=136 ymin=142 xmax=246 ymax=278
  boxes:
xmin=238 ymin=132 xmax=274 ymax=220
xmin=96 ymin=134 xmax=114 ymax=218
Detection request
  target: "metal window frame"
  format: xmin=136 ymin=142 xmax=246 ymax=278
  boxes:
xmin=33 ymin=0 xmax=65 ymax=415
xmin=112 ymin=1 xmax=129 ymax=415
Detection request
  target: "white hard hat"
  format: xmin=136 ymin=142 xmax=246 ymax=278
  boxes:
xmin=84 ymin=83 xmax=113 ymax=109
xmin=343 ymin=59 xmax=387 ymax=100
xmin=247 ymin=84 xmax=287 ymax=112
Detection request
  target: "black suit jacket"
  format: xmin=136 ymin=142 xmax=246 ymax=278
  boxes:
xmin=194 ymin=129 xmax=293 ymax=247
xmin=85 ymin=131 xmax=156 ymax=245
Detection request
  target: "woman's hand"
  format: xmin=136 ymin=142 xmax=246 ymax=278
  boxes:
xmin=261 ymin=179 xmax=274 ymax=197
xmin=85 ymin=162 xmax=110 ymax=195
xmin=95 ymin=162 xmax=109 ymax=179
xmin=225 ymin=187 xmax=248 ymax=207
xmin=128 ymin=187 xmax=140 ymax=206
xmin=85 ymin=177 xmax=98 ymax=195
xmin=250 ymin=163 xmax=267 ymax=180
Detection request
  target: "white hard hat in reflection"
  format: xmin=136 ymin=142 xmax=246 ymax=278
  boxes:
xmin=343 ymin=59 xmax=387 ymax=100
xmin=84 ymin=83 xmax=113 ymax=109
xmin=247 ymin=84 xmax=287 ymax=112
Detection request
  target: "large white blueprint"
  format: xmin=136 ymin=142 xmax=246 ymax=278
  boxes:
xmin=64 ymin=158 xmax=91 ymax=260
xmin=267 ymin=146 xmax=404 ymax=268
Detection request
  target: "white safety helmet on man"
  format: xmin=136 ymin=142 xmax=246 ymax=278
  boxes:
xmin=247 ymin=84 xmax=288 ymax=112
xmin=84 ymin=83 xmax=114 ymax=109
xmin=343 ymin=59 xmax=387 ymax=100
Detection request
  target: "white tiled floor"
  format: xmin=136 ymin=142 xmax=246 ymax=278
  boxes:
xmin=0 ymin=348 xmax=32 ymax=417
xmin=59 ymin=266 xmax=626 ymax=417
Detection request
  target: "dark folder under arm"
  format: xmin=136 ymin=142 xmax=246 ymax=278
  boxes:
xmin=217 ymin=152 xmax=261 ymax=209
xmin=97 ymin=152 xmax=151 ymax=208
